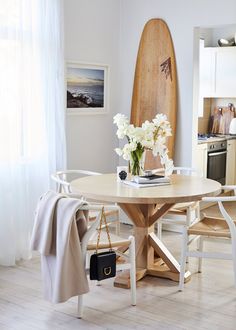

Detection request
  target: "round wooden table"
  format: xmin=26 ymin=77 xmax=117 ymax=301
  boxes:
xmin=71 ymin=174 xmax=221 ymax=288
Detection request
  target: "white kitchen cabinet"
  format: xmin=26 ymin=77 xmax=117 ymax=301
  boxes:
xmin=194 ymin=143 xmax=208 ymax=178
xmin=199 ymin=46 xmax=236 ymax=98
xmin=215 ymin=48 xmax=236 ymax=97
xmin=226 ymin=139 xmax=236 ymax=185
xmin=199 ymin=47 xmax=215 ymax=98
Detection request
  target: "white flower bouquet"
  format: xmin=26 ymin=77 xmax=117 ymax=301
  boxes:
xmin=113 ymin=113 xmax=174 ymax=176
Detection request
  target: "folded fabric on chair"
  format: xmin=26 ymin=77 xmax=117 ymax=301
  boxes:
xmin=31 ymin=191 xmax=89 ymax=303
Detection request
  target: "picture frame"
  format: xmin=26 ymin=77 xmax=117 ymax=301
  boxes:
xmin=66 ymin=61 xmax=109 ymax=115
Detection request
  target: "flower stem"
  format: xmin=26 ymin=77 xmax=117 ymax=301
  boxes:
xmin=130 ymin=144 xmax=145 ymax=176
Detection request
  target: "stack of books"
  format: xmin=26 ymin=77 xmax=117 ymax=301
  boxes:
xmin=123 ymin=174 xmax=171 ymax=188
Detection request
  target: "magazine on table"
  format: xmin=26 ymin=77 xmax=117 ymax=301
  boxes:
xmin=122 ymin=174 xmax=171 ymax=188
xmin=133 ymin=174 xmax=170 ymax=184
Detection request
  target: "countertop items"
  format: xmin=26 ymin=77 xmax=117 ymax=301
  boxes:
xmin=209 ymin=105 xmax=235 ymax=135
xmin=229 ymin=118 xmax=236 ymax=135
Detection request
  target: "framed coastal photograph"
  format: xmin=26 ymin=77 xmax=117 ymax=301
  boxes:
xmin=66 ymin=62 xmax=109 ymax=114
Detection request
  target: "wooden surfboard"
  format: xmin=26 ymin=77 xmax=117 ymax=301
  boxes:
xmin=130 ymin=19 xmax=177 ymax=170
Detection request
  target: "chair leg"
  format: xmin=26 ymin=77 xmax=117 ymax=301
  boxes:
xmin=157 ymin=219 xmax=162 ymax=240
xmin=231 ymin=239 xmax=236 ymax=287
xmin=86 ymin=252 xmax=90 ymax=268
xmin=115 ymin=208 xmax=120 ymax=236
xmin=185 ymin=207 xmax=192 ymax=264
xmin=196 ymin=202 xmax=200 ymax=222
xmin=77 ymin=295 xmax=83 ymax=318
xmin=116 ymin=217 xmax=120 ymax=236
xmin=179 ymin=226 xmax=188 ymax=291
xmin=186 ymin=207 xmax=192 ymax=228
xmin=197 ymin=236 xmax=204 ymax=273
xmin=129 ymin=236 xmax=136 ymax=306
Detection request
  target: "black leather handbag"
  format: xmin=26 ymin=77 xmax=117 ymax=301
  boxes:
xmin=90 ymin=207 xmax=116 ymax=281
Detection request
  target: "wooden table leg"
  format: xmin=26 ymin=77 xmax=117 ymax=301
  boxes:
xmin=114 ymin=203 xmax=191 ymax=288
xmin=148 ymin=232 xmax=191 ymax=282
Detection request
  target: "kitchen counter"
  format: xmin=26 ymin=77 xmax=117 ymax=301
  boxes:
xmin=198 ymin=135 xmax=236 ymax=144
xmin=227 ymin=134 xmax=236 ymax=140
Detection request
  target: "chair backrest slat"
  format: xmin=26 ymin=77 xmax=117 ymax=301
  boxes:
xmin=51 ymin=170 xmax=102 ymax=194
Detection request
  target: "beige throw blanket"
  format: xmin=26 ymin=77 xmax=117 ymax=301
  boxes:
xmin=31 ymin=191 xmax=89 ymax=303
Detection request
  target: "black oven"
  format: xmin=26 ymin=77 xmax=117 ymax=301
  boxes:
xmin=207 ymin=140 xmax=227 ymax=185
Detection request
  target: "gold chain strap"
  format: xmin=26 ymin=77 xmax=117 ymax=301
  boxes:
xmin=96 ymin=207 xmax=112 ymax=253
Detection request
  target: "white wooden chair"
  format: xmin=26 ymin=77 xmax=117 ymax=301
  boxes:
xmin=179 ymin=185 xmax=236 ymax=291
xmin=77 ymin=203 xmax=136 ymax=318
xmin=157 ymin=167 xmax=202 ymax=240
xmin=51 ymin=170 xmax=120 ymax=234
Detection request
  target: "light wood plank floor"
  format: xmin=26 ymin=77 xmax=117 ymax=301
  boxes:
xmin=0 ymin=224 xmax=236 ymax=330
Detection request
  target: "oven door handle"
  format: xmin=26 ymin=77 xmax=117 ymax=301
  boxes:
xmin=208 ymin=150 xmax=227 ymax=157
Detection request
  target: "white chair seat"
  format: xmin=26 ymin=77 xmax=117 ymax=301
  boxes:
xmin=88 ymin=231 xmax=131 ymax=250
xmin=202 ymin=201 xmax=236 ymax=221
xmin=167 ymin=202 xmax=197 ymax=213
xmin=179 ymin=186 xmax=236 ymax=291
xmin=188 ymin=216 xmax=236 ymax=238
xmin=89 ymin=209 xmax=119 ymax=221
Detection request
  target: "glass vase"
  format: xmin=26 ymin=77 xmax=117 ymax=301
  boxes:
xmin=130 ymin=149 xmax=146 ymax=176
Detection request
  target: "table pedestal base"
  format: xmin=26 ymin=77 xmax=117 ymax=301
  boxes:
xmin=147 ymin=263 xmax=191 ymax=283
xmin=114 ymin=262 xmax=191 ymax=289
xmin=114 ymin=202 xmax=192 ymax=289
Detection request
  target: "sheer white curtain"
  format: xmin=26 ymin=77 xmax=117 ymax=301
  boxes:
xmin=0 ymin=0 xmax=66 ymax=265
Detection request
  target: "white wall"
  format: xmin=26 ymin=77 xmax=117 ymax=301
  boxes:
xmin=119 ymin=0 xmax=236 ymax=166
xmin=64 ymin=0 xmax=120 ymax=172
xmin=64 ymin=0 xmax=236 ymax=171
